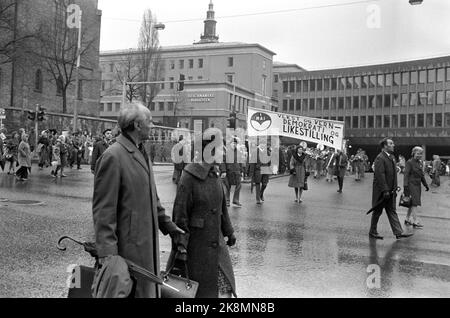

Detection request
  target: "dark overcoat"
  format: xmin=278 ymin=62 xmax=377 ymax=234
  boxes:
xmin=220 ymin=148 xmax=244 ymax=186
xmin=169 ymin=163 xmax=236 ymax=298
xmin=403 ymin=158 xmax=428 ymax=206
xmin=334 ymin=153 xmax=348 ymax=178
xmin=91 ymin=140 xmax=109 ymax=171
xmin=288 ymin=155 xmax=306 ymax=188
xmin=92 ymin=134 xmax=177 ymax=298
xmin=372 ymin=151 xmax=398 ymax=206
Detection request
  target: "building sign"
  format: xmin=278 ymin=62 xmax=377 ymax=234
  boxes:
xmin=188 ymin=93 xmax=215 ymax=103
xmin=247 ymin=107 xmax=345 ymax=150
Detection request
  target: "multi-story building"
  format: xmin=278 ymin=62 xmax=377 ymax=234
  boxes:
xmin=99 ymin=1 xmax=276 ymax=131
xmin=275 ymin=56 xmax=450 ymax=160
xmin=0 ymin=0 xmax=102 ymax=134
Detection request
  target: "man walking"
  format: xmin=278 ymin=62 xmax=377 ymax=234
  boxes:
xmin=91 ymin=129 xmax=112 ymax=174
xmin=221 ymin=138 xmax=244 ymax=207
xmin=335 ymin=149 xmax=348 ymax=193
xmin=369 ymin=137 xmax=413 ymax=240
xmin=92 ymin=102 xmax=184 ymax=298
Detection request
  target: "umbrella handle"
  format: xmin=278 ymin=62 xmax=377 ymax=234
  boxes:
xmin=57 ymin=236 xmax=85 ymax=251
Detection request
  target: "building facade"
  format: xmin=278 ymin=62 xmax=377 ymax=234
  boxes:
xmin=99 ymin=1 xmax=277 ymax=131
xmin=0 ymin=0 xmax=102 ymax=134
xmin=275 ymin=56 xmax=450 ymax=160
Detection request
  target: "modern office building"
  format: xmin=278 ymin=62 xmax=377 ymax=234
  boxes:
xmin=275 ymin=56 xmax=450 ymax=160
xmin=99 ymin=1 xmax=277 ymax=131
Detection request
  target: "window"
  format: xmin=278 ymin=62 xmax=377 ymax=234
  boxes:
xmin=198 ymin=59 xmax=204 ymax=68
xmin=377 ymin=74 xmax=384 ymax=87
xmin=410 ymin=71 xmax=418 ymax=84
xmin=282 ymin=100 xmax=288 ymax=111
xmin=376 ymin=95 xmax=383 ymax=108
xmin=353 ymin=96 xmax=359 ymax=109
xmin=369 ymin=95 xmax=376 ymax=108
xmin=435 ymin=113 xmax=442 ymax=127
xmin=168 ymin=102 xmax=174 ymax=111
xmin=393 ymin=73 xmax=400 ymax=86
xmin=352 ymin=116 xmax=358 ymax=128
xmin=446 ymin=113 xmax=450 ymax=127
xmin=428 ymin=92 xmax=434 ymax=105
xmin=409 ymin=114 xmax=416 ymax=128
xmin=35 ymin=69 xmax=43 ymax=92
xmin=316 ymin=98 xmax=322 ymax=110
xmin=392 ymin=115 xmax=398 ymax=128
xmin=109 ymin=64 xmax=114 ymax=72
xmin=150 ymin=102 xmax=155 ymax=111
xmin=362 ymin=76 xmax=368 ymax=88
xmin=426 ymin=113 xmax=433 ymax=127
xmin=369 ymin=75 xmax=376 ymax=88
xmin=338 ymin=116 xmax=344 ymax=122
xmin=436 ymin=91 xmax=444 ymax=104
xmin=346 ymin=77 xmax=353 ymax=89
xmin=309 ymin=79 xmax=315 ymax=92
xmin=437 ymin=68 xmax=444 ymax=82
xmin=384 ymin=94 xmax=391 ymax=107
xmin=290 ymin=81 xmax=295 ymax=93
xmin=228 ymin=57 xmax=234 ymax=67
xmin=317 ymin=79 xmax=323 ymax=91
xmin=418 ymin=70 xmax=426 ymax=83
xmin=409 ymin=93 xmax=417 ymax=106
xmin=274 ymin=74 xmax=279 ymax=83
xmin=188 ymin=59 xmax=194 ymax=69
xmin=99 ymin=103 xmax=104 ymax=112
xmin=198 ymin=76 xmax=203 ymax=80
xmin=289 ymin=99 xmax=295 ymax=111
xmin=376 ymin=116 xmax=382 ymax=128
xmin=446 ymin=90 xmax=450 ymax=104
xmin=115 ymin=103 xmax=121 ymax=112
xmin=179 ymin=60 xmax=184 ymax=69
xmin=360 ymin=116 xmax=366 ymax=128
xmin=402 ymin=72 xmax=409 ymax=85
xmin=330 ymin=97 xmax=336 ymax=110
xmin=447 ymin=67 xmax=450 ymax=81
xmin=354 ymin=76 xmax=361 ymax=89
xmin=417 ymin=114 xmax=424 ymax=127
xmin=383 ymin=115 xmax=390 ymax=128
xmin=169 ymin=77 xmax=175 ymax=89
xmin=393 ymin=94 xmax=400 ymax=107
xmin=324 ymin=78 xmax=330 ymax=90
xmin=169 ymin=60 xmax=175 ymax=69
xmin=303 ymin=80 xmax=309 ymax=92
xmin=158 ymin=102 xmax=164 ymax=111
xmin=338 ymin=97 xmax=344 ymax=109
xmin=339 ymin=78 xmax=346 ymax=90
xmin=283 ymin=81 xmax=288 ymax=93
xmin=385 ymin=74 xmax=392 ymax=86
xmin=400 ymin=114 xmax=407 ymax=127
xmin=418 ymin=92 xmax=427 ymax=106
xmin=401 ymin=93 xmax=408 ymax=106
xmin=227 ymin=74 xmax=234 ymax=83
xmin=309 ymin=99 xmax=315 ymax=110
xmin=428 ymin=69 xmax=435 ymax=83
xmin=296 ymin=80 xmax=301 ymax=92
xmin=331 ymin=78 xmax=337 ymax=90
xmin=107 ymin=103 xmax=113 ymax=112
xmin=296 ymin=99 xmax=301 ymax=111
xmin=188 ymin=76 xmax=193 ymax=81
xmin=302 ymin=99 xmax=308 ymax=111
xmin=368 ymin=116 xmax=374 ymax=128
xmin=345 ymin=117 xmax=351 ymax=128
xmin=324 ymin=98 xmax=330 ymax=110
xmin=361 ymin=96 xmax=367 ymax=108
xmin=56 ymin=76 xmax=63 ymax=96
xmin=345 ymin=97 xmax=351 ymax=109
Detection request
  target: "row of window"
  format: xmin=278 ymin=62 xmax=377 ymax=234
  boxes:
xmin=316 ymin=113 xmax=450 ymax=129
xmin=282 ymin=91 xmax=450 ymax=112
xmin=100 ymin=102 xmax=121 ymax=113
xmin=228 ymin=93 xmax=250 ymax=114
xmin=168 ymin=58 xmax=205 ymax=70
xmin=281 ymin=67 xmax=450 ymax=93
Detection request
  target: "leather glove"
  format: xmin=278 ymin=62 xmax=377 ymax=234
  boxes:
xmin=169 ymin=225 xmax=186 ymax=241
xmin=383 ymin=191 xmax=391 ymax=201
xmin=226 ymin=234 xmax=236 ymax=247
xmin=425 ymin=185 xmax=430 ymax=192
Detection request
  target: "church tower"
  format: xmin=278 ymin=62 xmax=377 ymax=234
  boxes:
xmin=197 ymin=1 xmax=219 ymax=44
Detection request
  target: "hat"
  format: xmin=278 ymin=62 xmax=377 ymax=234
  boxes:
xmin=103 ymin=129 xmax=112 ymax=135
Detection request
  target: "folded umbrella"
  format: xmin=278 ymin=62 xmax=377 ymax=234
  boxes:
xmin=366 ymin=187 xmax=400 ymax=215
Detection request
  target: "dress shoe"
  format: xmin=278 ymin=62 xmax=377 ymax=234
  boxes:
xmin=369 ymin=233 xmax=383 ymax=240
xmin=233 ymin=202 xmax=242 ymax=208
xmin=404 ymin=219 xmax=413 ymax=226
xmin=396 ymin=233 xmax=413 ymax=239
xmin=256 ymin=201 xmax=262 ymax=205
xmin=412 ymin=223 xmax=424 ymax=229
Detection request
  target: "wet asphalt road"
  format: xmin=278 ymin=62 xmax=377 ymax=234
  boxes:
xmin=0 ymin=165 xmax=449 ymax=298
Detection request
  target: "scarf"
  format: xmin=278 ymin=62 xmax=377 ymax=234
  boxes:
xmin=292 ymin=148 xmax=306 ymax=164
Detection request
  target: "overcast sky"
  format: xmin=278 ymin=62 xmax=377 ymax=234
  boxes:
xmin=98 ymin=0 xmax=450 ymax=70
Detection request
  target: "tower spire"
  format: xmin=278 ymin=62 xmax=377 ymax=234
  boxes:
xmin=197 ymin=0 xmax=219 ymax=44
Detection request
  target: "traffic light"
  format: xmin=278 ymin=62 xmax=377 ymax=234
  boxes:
xmin=37 ymin=106 xmax=46 ymax=121
xmin=27 ymin=110 xmax=36 ymax=121
xmin=178 ymin=74 xmax=185 ymax=91
xmin=227 ymin=112 xmax=237 ymax=129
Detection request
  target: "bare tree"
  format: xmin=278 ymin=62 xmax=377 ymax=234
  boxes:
xmin=33 ymin=0 xmax=97 ymax=113
xmin=137 ymin=9 xmax=164 ymax=107
xmin=112 ymin=50 xmax=143 ymax=103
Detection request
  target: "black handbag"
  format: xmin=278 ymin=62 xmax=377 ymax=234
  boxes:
xmin=160 ymin=254 xmax=199 ymax=298
xmin=399 ymin=192 xmax=412 ymax=208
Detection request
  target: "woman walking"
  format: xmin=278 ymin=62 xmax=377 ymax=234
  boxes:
xmin=16 ymin=134 xmax=32 ymax=181
xmin=168 ymin=137 xmax=237 ymax=298
xmin=288 ymin=145 xmax=307 ymax=203
xmin=430 ymin=155 xmax=441 ymax=187
xmin=5 ymin=131 xmax=20 ymax=175
xmin=403 ymin=146 xmax=430 ymax=228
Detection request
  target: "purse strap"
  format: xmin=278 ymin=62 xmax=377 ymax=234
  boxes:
xmin=166 ymin=252 xmax=191 ymax=281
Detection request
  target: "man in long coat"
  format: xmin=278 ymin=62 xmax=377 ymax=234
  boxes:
xmin=91 ymin=129 xmax=112 ymax=174
xmin=334 ymin=149 xmax=348 ymax=193
xmin=370 ymin=137 xmax=412 ymax=240
xmin=220 ymin=138 xmax=244 ymax=207
xmin=92 ymin=102 xmax=184 ymax=298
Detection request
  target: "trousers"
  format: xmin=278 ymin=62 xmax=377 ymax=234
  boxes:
xmin=370 ymin=195 xmax=403 ymax=236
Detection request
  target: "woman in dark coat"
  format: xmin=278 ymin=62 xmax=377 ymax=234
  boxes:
xmin=288 ymin=145 xmax=307 ymax=203
xmin=403 ymin=146 xmax=429 ymax=228
xmin=5 ymin=131 xmax=20 ymax=175
xmin=169 ymin=139 xmax=237 ymax=298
